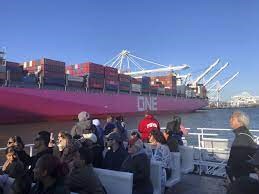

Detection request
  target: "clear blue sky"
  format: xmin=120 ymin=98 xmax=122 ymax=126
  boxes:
xmin=1 ymin=0 xmax=258 ymax=100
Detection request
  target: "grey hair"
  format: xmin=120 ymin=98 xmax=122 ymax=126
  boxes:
xmin=232 ymin=111 xmax=250 ymax=128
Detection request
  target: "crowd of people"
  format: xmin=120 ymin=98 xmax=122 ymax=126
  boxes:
xmin=0 ymin=110 xmax=258 ymax=194
xmin=0 ymin=111 xmax=186 ymax=194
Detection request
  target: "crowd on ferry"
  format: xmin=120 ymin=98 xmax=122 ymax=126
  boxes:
xmin=0 ymin=111 xmax=186 ymax=194
xmin=0 ymin=110 xmax=259 ymax=194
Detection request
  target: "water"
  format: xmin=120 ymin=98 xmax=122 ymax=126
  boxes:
xmin=1 ymin=107 xmax=259 ymax=147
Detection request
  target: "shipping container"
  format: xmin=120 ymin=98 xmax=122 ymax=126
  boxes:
xmin=0 ymin=72 xmax=6 ymax=80
xmin=87 ymin=77 xmax=104 ymax=89
xmin=67 ymin=80 xmax=84 ymax=88
xmin=131 ymin=84 xmax=141 ymax=92
xmin=43 ymin=77 xmax=65 ymax=86
xmin=23 ymin=75 xmax=37 ymax=83
xmin=105 ymin=84 xmax=118 ymax=91
xmin=131 ymin=78 xmax=141 ymax=85
xmin=118 ymin=74 xmax=131 ymax=82
xmin=104 ymin=66 xmax=118 ymax=77
xmin=150 ymin=86 xmax=158 ymax=94
xmin=158 ymin=87 xmax=165 ymax=94
xmin=150 ymin=74 xmax=176 ymax=89
xmin=0 ymin=65 xmax=6 ymax=73
xmin=66 ymin=75 xmax=84 ymax=82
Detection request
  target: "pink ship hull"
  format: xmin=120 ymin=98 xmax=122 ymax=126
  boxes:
xmin=0 ymin=87 xmax=208 ymax=124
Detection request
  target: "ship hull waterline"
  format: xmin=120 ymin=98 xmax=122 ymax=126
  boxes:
xmin=0 ymin=87 xmax=208 ymax=124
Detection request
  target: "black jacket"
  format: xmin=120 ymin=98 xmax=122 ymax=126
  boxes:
xmin=102 ymin=146 xmax=128 ymax=171
xmin=166 ymin=136 xmax=179 ymax=152
xmin=121 ymin=151 xmax=153 ymax=194
xmin=227 ymin=126 xmax=257 ymax=179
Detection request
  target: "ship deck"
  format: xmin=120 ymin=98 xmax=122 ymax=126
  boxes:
xmin=166 ymin=174 xmax=226 ymax=194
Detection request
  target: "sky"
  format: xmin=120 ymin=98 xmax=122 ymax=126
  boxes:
xmin=0 ymin=0 xmax=258 ymax=100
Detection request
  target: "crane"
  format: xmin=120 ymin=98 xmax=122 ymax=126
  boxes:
xmin=216 ymin=72 xmax=239 ymax=107
xmin=192 ymin=59 xmax=220 ymax=86
xmin=204 ymin=62 xmax=229 ymax=86
xmin=176 ymin=73 xmax=192 ymax=85
xmin=105 ymin=50 xmax=189 ymax=75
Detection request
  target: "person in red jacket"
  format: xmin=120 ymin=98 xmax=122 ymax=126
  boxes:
xmin=138 ymin=113 xmax=160 ymax=142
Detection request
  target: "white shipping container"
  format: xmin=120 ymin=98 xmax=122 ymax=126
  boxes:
xmin=131 ymin=84 xmax=141 ymax=92
xmin=67 ymin=75 xmax=84 ymax=82
xmin=23 ymin=62 xmax=28 ymax=68
xmin=197 ymin=86 xmax=203 ymax=96
xmin=186 ymin=90 xmax=192 ymax=98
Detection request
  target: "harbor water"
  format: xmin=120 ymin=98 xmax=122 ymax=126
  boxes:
xmin=1 ymin=107 xmax=259 ymax=148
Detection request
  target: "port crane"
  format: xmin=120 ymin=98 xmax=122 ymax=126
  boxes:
xmin=104 ymin=50 xmax=189 ymax=76
xmin=191 ymin=59 xmax=220 ymax=86
xmin=204 ymin=62 xmax=229 ymax=86
xmin=208 ymin=72 xmax=239 ymax=107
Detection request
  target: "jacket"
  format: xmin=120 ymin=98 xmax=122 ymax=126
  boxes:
xmin=138 ymin=115 xmax=160 ymax=141
xmin=121 ymin=150 xmax=153 ymax=194
xmin=102 ymin=146 xmax=128 ymax=171
xmin=166 ymin=136 xmax=179 ymax=152
xmin=227 ymin=126 xmax=257 ymax=179
xmin=30 ymin=179 xmax=69 ymax=194
xmin=66 ymin=165 xmax=105 ymax=194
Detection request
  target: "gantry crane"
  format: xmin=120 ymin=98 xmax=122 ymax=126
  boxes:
xmin=105 ymin=50 xmax=189 ymax=76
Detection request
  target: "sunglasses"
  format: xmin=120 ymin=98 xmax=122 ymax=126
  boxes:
xmin=107 ymin=138 xmax=113 ymax=141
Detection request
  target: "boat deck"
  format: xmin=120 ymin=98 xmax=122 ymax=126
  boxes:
xmin=166 ymin=174 xmax=226 ymax=194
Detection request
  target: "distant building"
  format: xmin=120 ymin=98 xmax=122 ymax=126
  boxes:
xmin=230 ymin=92 xmax=259 ymax=107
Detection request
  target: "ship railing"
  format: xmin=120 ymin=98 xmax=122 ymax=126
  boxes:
xmin=187 ymin=128 xmax=259 ymax=177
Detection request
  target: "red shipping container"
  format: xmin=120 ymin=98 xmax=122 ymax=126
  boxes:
xmin=105 ymin=66 xmax=118 ymax=77
xmin=88 ymin=77 xmax=104 ymax=89
xmin=76 ymin=62 xmax=104 ymax=75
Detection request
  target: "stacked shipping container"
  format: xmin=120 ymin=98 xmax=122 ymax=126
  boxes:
xmin=23 ymin=58 xmax=65 ymax=86
xmin=150 ymin=74 xmax=177 ymax=95
xmin=131 ymin=77 xmax=141 ymax=93
xmin=66 ymin=62 xmax=105 ymax=89
xmin=104 ymin=66 xmax=118 ymax=91
xmin=118 ymin=74 xmax=131 ymax=92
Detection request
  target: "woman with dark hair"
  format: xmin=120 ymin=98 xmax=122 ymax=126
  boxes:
xmin=2 ymin=147 xmax=31 ymax=194
xmin=55 ymin=132 xmax=78 ymax=171
xmin=165 ymin=115 xmax=183 ymax=145
xmin=148 ymin=130 xmax=171 ymax=194
xmin=30 ymin=154 xmax=69 ymax=194
xmin=6 ymin=136 xmax=31 ymax=169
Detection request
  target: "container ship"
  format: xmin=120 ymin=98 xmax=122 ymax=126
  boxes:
xmin=0 ymin=50 xmax=208 ymax=124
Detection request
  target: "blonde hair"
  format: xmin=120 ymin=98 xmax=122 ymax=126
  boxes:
xmin=232 ymin=111 xmax=250 ymax=128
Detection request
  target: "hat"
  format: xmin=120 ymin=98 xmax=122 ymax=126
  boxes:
xmin=247 ymin=150 xmax=259 ymax=166
xmin=83 ymin=133 xmax=97 ymax=143
xmin=92 ymin=119 xmax=101 ymax=127
xmin=78 ymin=111 xmax=90 ymax=121
xmin=106 ymin=131 xmax=122 ymax=142
xmin=129 ymin=137 xmax=143 ymax=151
